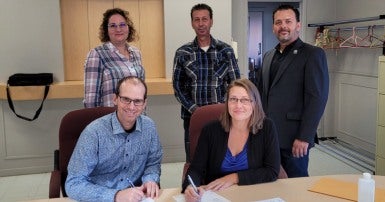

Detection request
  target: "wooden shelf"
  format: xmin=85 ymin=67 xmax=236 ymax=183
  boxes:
xmin=0 ymin=78 xmax=173 ymax=101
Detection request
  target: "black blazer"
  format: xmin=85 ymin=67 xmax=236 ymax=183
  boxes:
xmin=255 ymin=39 xmax=329 ymax=149
xmin=182 ymin=119 xmax=280 ymax=192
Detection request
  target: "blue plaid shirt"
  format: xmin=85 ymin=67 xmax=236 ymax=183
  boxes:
xmin=172 ymin=36 xmax=240 ymax=119
xmin=65 ymin=112 xmax=163 ymax=202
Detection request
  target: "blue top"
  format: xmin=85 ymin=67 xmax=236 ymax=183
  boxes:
xmin=221 ymin=145 xmax=249 ymax=173
xmin=65 ymin=112 xmax=163 ymax=202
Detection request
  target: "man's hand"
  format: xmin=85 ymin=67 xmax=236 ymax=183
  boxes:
xmin=142 ymin=181 xmax=160 ymax=198
xmin=115 ymin=186 xmax=145 ymax=202
xmin=292 ymin=139 xmax=309 ymax=158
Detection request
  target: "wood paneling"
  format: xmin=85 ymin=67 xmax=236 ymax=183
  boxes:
xmin=138 ymin=0 xmax=165 ymax=78
xmin=88 ymin=0 xmax=113 ymax=48
xmin=60 ymin=0 xmax=89 ymax=81
xmin=60 ymin=0 xmax=165 ymax=81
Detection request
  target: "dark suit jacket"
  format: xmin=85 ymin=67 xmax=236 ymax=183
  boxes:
xmin=254 ymin=39 xmax=329 ymax=149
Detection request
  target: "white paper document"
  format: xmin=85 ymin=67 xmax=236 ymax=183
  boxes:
xmin=141 ymin=197 xmax=155 ymax=202
xmin=173 ymin=190 xmax=230 ymax=202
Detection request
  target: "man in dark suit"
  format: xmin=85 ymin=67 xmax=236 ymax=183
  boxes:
xmin=253 ymin=4 xmax=329 ymax=177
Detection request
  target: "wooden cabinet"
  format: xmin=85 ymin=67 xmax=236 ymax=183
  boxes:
xmin=0 ymin=0 xmax=172 ymax=101
xmin=60 ymin=0 xmax=165 ymax=81
xmin=377 ymin=56 xmax=385 ymax=175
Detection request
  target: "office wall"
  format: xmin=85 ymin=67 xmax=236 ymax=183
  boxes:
xmin=0 ymin=0 xmax=64 ymax=82
xmin=2 ymin=0 xmax=383 ymax=176
xmin=0 ymin=0 xmax=232 ymax=176
xmin=324 ymin=0 xmax=385 ymax=153
xmin=164 ymin=0 xmax=235 ymax=77
xmin=232 ymin=0 xmax=336 ymax=138
xmin=233 ymin=0 xmax=384 ymax=156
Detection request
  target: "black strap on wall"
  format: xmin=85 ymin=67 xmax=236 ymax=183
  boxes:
xmin=6 ymin=85 xmax=50 ymax=121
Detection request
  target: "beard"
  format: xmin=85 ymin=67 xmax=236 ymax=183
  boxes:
xmin=276 ymin=29 xmax=299 ymax=44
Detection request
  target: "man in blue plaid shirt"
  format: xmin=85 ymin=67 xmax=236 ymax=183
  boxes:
xmin=172 ymin=3 xmax=240 ymax=161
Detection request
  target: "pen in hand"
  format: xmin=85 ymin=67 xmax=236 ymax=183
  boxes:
xmin=127 ymin=178 xmax=136 ymax=189
xmin=126 ymin=178 xmax=144 ymax=200
xmin=187 ymin=174 xmax=199 ymax=194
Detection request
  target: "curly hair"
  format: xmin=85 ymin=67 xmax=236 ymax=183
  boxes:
xmin=99 ymin=8 xmax=137 ymax=43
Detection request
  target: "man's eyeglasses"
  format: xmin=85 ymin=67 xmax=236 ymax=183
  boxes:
xmin=118 ymin=95 xmax=145 ymax=106
xmin=228 ymin=97 xmax=252 ymax=105
xmin=108 ymin=22 xmax=128 ymax=30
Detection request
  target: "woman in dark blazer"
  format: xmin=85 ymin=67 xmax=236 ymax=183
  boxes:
xmin=182 ymin=79 xmax=280 ymax=202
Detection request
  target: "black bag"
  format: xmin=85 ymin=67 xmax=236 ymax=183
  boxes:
xmin=6 ymin=73 xmax=53 ymax=121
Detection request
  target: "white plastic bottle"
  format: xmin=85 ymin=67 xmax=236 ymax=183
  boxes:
xmin=358 ymin=172 xmax=375 ymax=202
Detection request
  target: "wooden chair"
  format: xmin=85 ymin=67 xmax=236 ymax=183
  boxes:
xmin=48 ymin=107 xmax=116 ymax=198
xmin=182 ymin=103 xmax=287 ymax=182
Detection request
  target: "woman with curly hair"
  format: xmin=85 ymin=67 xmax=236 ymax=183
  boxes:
xmin=84 ymin=8 xmax=144 ymax=108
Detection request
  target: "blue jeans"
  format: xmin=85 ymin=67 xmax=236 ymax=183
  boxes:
xmin=280 ymin=148 xmax=310 ymax=178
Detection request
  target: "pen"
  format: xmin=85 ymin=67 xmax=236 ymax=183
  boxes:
xmin=187 ymin=174 xmax=199 ymax=194
xmin=126 ymin=178 xmax=135 ymax=188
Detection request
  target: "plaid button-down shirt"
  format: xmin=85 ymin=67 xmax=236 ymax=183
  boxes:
xmin=83 ymin=42 xmax=144 ymax=108
xmin=173 ymin=36 xmax=240 ymax=119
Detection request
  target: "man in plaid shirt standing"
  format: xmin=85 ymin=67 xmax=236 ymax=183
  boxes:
xmin=172 ymin=3 xmax=240 ymax=162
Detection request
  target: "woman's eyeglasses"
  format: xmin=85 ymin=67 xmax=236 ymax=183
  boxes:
xmin=108 ymin=22 xmax=127 ymax=30
xmin=228 ymin=97 xmax=252 ymax=104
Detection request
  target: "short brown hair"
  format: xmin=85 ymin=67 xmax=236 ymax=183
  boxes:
xmin=190 ymin=3 xmax=213 ymax=20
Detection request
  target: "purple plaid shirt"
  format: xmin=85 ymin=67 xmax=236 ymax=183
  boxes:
xmin=83 ymin=42 xmax=144 ymax=108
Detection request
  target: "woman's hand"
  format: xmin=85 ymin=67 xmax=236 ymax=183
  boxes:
xmin=184 ymin=185 xmax=205 ymax=202
xmin=205 ymin=173 xmax=238 ymax=191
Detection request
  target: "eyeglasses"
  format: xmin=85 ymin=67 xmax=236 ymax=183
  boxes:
xmin=118 ymin=95 xmax=145 ymax=106
xmin=108 ymin=22 xmax=128 ymax=30
xmin=228 ymin=97 xmax=252 ymax=105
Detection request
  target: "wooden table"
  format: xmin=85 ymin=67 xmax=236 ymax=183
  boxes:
xmin=24 ymin=174 xmax=385 ymax=202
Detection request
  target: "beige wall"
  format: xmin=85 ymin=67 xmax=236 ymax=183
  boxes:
xmin=0 ymin=0 xmax=232 ymax=176
xmin=234 ymin=0 xmax=384 ymax=155
xmin=322 ymin=0 xmax=385 ymax=153
xmin=1 ymin=0 xmax=384 ymax=176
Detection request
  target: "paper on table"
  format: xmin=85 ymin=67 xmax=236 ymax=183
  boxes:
xmin=172 ymin=194 xmax=185 ymax=202
xmin=141 ymin=197 xmax=155 ymax=202
xmin=173 ymin=190 xmax=230 ymax=202
xmin=201 ymin=190 xmax=230 ymax=202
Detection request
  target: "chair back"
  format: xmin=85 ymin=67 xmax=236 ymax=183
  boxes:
xmin=189 ymin=103 xmax=226 ymax=161
xmin=181 ymin=104 xmax=225 ymax=182
xmin=49 ymin=107 xmax=116 ymax=198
